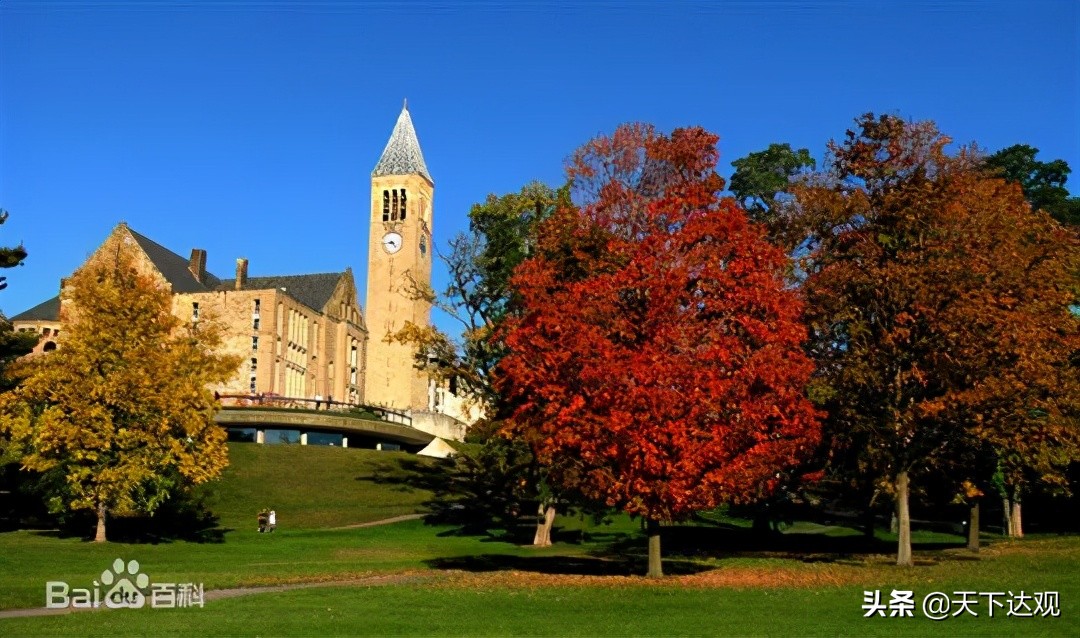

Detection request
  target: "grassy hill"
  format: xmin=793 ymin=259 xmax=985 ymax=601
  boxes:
xmin=199 ymin=442 xmax=445 ymax=531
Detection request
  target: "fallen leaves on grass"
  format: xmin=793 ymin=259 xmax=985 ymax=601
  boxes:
xmin=436 ymin=564 xmax=884 ymax=591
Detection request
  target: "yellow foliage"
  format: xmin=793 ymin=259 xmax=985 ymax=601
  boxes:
xmin=0 ymin=251 xmax=240 ymax=537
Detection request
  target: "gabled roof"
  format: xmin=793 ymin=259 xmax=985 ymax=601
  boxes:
xmin=371 ymin=102 xmax=433 ymax=183
xmin=219 ymin=273 xmax=343 ymax=314
xmin=10 ymin=295 xmax=60 ymax=322
xmin=127 ymin=227 xmax=222 ymax=292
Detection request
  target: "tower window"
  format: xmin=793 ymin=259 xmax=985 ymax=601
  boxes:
xmin=192 ymin=302 xmax=200 ymax=321
xmin=391 ymin=189 xmax=399 ymax=220
xmin=400 ymin=189 xmax=407 ymax=220
xmin=252 ymin=336 xmax=259 ymax=351
xmin=382 ymin=190 xmax=390 ymax=221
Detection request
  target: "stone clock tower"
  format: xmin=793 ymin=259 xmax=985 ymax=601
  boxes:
xmin=364 ymin=101 xmax=434 ymax=410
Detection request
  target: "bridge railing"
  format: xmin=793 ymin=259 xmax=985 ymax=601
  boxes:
xmin=216 ymin=393 xmax=413 ymax=428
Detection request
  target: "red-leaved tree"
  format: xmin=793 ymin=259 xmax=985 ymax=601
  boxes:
xmin=497 ymin=124 xmax=821 ymax=577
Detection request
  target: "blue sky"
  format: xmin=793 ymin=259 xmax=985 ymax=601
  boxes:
xmin=2 ymin=0 xmax=1077 ymax=338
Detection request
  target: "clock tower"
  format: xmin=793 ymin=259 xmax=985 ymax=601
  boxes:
xmin=364 ymin=101 xmax=434 ymax=410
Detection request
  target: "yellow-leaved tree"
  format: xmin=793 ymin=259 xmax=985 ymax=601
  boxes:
xmin=0 ymin=252 xmax=239 ymax=542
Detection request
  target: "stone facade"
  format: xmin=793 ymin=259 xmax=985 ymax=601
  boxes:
xmin=13 ymin=223 xmax=368 ymax=405
xmin=364 ymin=172 xmax=434 ymax=410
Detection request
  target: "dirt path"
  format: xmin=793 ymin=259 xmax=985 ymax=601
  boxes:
xmin=329 ymin=513 xmax=425 ymax=530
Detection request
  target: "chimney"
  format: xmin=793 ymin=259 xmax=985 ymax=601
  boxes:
xmin=189 ymin=249 xmax=207 ymax=283
xmin=235 ymin=258 xmax=248 ymax=290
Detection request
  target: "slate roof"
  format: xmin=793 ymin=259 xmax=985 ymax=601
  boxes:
xmin=371 ymin=102 xmax=433 ymax=183
xmin=10 ymin=295 xmax=60 ymax=322
xmin=219 ymin=273 xmax=343 ymax=314
xmin=127 ymin=227 xmax=223 ymax=292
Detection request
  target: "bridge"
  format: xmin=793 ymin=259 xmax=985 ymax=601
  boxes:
xmin=213 ymin=395 xmax=436 ymax=451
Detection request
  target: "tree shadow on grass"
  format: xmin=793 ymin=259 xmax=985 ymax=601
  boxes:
xmin=357 ymin=456 xmax=530 ymax=539
xmin=26 ymin=495 xmax=231 ymax=544
xmin=359 ymin=456 xmax=450 ymax=494
xmin=589 ymin=522 xmax=968 ymax=567
xmin=355 ymin=457 xmax=976 ymax=568
xmin=425 ymin=552 xmax=713 ymax=576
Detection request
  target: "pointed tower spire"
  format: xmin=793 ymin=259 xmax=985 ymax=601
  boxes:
xmin=372 ymin=100 xmax=432 ymax=183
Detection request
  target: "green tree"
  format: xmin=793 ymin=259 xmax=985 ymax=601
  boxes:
xmin=984 ymin=144 xmax=1080 ymax=226
xmin=0 ymin=209 xmax=28 ymax=292
xmin=394 ymin=182 xmax=566 ymax=407
xmin=0 ymin=209 xmax=39 ymax=527
xmin=728 ymin=143 xmax=815 ymax=238
xmin=0 ymin=251 xmax=239 ymax=542
xmin=391 ymin=182 xmax=569 ymax=544
xmin=0 ymin=209 xmax=37 ymax=382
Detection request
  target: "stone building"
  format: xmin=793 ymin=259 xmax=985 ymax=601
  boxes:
xmin=13 ymin=222 xmax=367 ymax=404
xmin=10 ymin=103 xmax=472 ymax=424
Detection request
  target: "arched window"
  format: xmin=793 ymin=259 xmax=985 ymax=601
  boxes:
xmin=43 ymin=341 xmax=57 ymax=352
xmin=400 ymin=189 xmax=407 ymax=220
xmin=382 ymin=191 xmax=390 ymax=221
xmin=391 ymin=190 xmax=399 ymax=220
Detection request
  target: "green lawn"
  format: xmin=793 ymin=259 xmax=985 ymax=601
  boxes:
xmin=2 ymin=535 xmax=1078 ymax=636
xmin=199 ymin=442 xmax=440 ymax=530
xmin=1 ymin=443 xmax=1078 ymax=636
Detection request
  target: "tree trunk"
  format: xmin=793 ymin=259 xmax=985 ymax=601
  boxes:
xmin=896 ymin=471 xmax=912 ymax=567
xmin=1002 ymin=494 xmax=1012 ymax=536
xmin=646 ymin=518 xmax=663 ymax=578
xmin=1011 ymin=493 xmax=1023 ymax=538
xmin=532 ymin=502 xmax=556 ymax=547
xmin=94 ymin=503 xmax=107 ymax=543
xmin=967 ymin=500 xmax=980 ymax=552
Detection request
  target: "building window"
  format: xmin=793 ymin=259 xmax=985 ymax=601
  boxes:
xmin=400 ymin=189 xmax=407 ymax=220
xmin=192 ymin=302 xmax=200 ymax=321
xmin=252 ymin=336 xmax=259 ymax=351
xmin=43 ymin=328 xmax=52 ymax=336
xmin=382 ymin=190 xmax=390 ymax=221
xmin=253 ymin=316 xmax=260 ymax=330
xmin=391 ymin=189 xmax=399 ymax=220
xmin=250 ymin=357 xmax=258 ymax=373
xmin=43 ymin=342 xmax=58 ymax=352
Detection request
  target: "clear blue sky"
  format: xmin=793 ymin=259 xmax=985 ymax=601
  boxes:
xmin=2 ymin=0 xmax=1077 ymax=338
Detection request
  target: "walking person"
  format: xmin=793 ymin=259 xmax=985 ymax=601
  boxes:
xmin=257 ymin=508 xmax=268 ymax=533
xmin=268 ymin=509 xmax=277 ymax=533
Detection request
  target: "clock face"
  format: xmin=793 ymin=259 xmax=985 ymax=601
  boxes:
xmin=381 ymin=232 xmax=402 ymax=254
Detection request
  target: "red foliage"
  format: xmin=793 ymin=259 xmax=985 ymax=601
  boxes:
xmin=497 ymin=124 xmax=821 ymax=523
